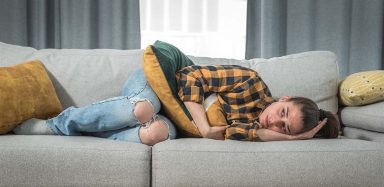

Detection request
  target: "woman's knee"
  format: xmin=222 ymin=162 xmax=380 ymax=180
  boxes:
xmin=133 ymin=100 xmax=155 ymax=124
xmin=139 ymin=119 xmax=169 ymax=146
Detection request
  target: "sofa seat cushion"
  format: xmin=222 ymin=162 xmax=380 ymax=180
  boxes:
xmin=0 ymin=135 xmax=151 ymax=187
xmin=343 ymin=126 xmax=384 ymax=143
xmin=340 ymin=101 xmax=384 ymax=133
xmin=152 ymin=138 xmax=384 ymax=187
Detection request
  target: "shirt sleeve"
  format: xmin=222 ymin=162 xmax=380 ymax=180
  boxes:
xmin=176 ymin=65 xmax=262 ymax=104
xmin=176 ymin=65 xmax=275 ymax=124
xmin=176 ymin=66 xmax=208 ymax=104
xmin=225 ymin=122 xmax=260 ymax=141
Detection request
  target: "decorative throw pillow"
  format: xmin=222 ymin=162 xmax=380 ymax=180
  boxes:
xmin=339 ymin=70 xmax=384 ymax=106
xmin=142 ymin=41 xmax=227 ymax=137
xmin=0 ymin=60 xmax=63 ymax=134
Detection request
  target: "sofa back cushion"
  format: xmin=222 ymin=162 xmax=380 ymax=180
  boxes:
xmin=252 ymin=51 xmax=339 ymax=113
xmin=33 ymin=49 xmax=144 ymax=108
xmin=0 ymin=42 xmax=144 ymax=108
xmin=0 ymin=42 xmax=338 ymax=114
xmin=190 ymin=51 xmax=339 ymax=113
xmin=0 ymin=42 xmax=36 ymax=65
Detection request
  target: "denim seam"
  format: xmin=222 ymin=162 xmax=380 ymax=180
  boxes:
xmin=127 ymin=82 xmax=149 ymax=99
xmin=91 ymin=96 xmax=128 ymax=105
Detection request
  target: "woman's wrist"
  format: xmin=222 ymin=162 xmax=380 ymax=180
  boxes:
xmin=198 ymin=124 xmax=211 ymax=137
xmin=257 ymin=129 xmax=293 ymax=141
xmin=184 ymin=101 xmax=211 ymax=137
xmin=287 ymin=134 xmax=297 ymax=140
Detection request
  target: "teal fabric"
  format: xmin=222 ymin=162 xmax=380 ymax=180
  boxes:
xmin=153 ymin=40 xmax=194 ymax=71
xmin=151 ymin=40 xmax=195 ymax=120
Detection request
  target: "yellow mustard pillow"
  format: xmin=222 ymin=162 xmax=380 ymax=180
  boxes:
xmin=143 ymin=41 xmax=228 ymax=137
xmin=339 ymin=70 xmax=384 ymax=106
xmin=0 ymin=60 xmax=63 ymax=134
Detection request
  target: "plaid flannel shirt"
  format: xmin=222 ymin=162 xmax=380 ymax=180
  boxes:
xmin=176 ymin=65 xmax=275 ymax=141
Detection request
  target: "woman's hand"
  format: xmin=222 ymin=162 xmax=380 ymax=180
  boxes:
xmin=290 ymin=118 xmax=328 ymax=140
xmin=200 ymin=126 xmax=229 ymax=140
xmin=184 ymin=101 xmax=228 ymax=140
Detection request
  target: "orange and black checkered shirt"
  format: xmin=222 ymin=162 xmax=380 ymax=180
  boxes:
xmin=176 ymin=65 xmax=275 ymax=141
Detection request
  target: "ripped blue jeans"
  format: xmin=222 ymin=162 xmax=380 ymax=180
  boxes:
xmin=47 ymin=69 xmax=177 ymax=143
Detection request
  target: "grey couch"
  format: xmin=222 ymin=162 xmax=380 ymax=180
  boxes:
xmin=1 ymin=42 xmax=383 ymax=187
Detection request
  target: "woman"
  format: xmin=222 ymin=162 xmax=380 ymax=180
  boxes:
xmin=177 ymin=65 xmax=340 ymax=141
xmin=13 ymin=69 xmax=177 ymax=146
xmin=14 ymin=65 xmax=339 ymax=145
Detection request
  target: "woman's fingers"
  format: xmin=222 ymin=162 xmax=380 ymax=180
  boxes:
xmin=303 ymin=118 xmax=328 ymax=139
xmin=314 ymin=118 xmax=328 ymax=132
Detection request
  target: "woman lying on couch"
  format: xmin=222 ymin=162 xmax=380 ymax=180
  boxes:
xmin=178 ymin=65 xmax=340 ymax=141
xmin=13 ymin=65 xmax=340 ymax=145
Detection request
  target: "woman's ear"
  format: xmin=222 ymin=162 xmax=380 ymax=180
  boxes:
xmin=279 ymin=96 xmax=291 ymax=102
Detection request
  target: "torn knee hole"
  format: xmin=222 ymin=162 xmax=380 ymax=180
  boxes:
xmin=133 ymin=100 xmax=154 ymax=123
xmin=139 ymin=119 xmax=169 ymax=146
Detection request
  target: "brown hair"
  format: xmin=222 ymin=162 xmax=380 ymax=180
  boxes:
xmin=288 ymin=97 xmax=340 ymax=138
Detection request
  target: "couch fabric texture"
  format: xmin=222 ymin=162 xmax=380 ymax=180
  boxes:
xmin=153 ymin=138 xmax=384 ymax=187
xmin=0 ymin=135 xmax=150 ymax=186
xmin=0 ymin=42 xmax=383 ymax=187
xmin=340 ymin=101 xmax=384 ymax=142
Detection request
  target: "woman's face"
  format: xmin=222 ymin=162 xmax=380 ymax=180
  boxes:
xmin=259 ymin=97 xmax=304 ymax=135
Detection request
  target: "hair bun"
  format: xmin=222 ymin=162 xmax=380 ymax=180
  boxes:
xmin=319 ymin=109 xmax=326 ymax=120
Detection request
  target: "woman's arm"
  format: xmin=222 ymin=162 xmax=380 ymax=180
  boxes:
xmin=184 ymin=101 xmax=228 ymax=140
xmin=177 ymin=66 xmax=230 ymax=140
xmin=256 ymin=119 xmax=328 ymax=141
